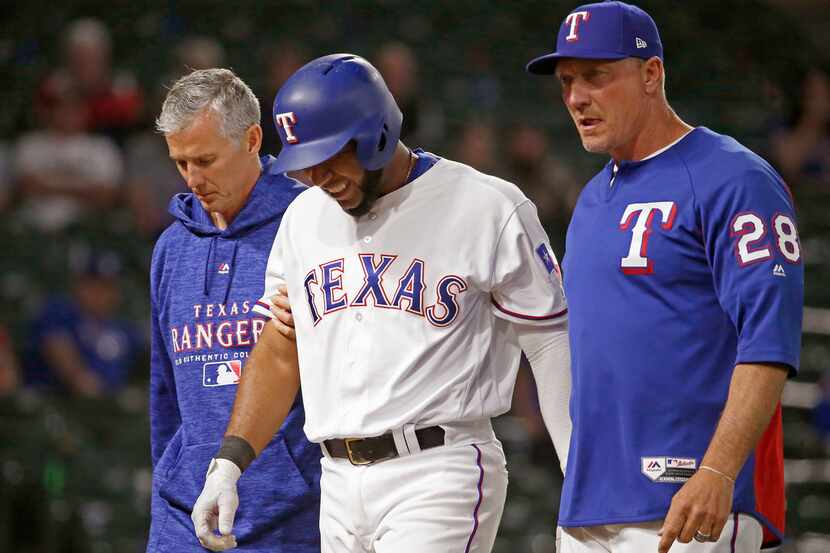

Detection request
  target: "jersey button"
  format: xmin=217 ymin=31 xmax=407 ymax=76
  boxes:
xmin=363 ymin=236 xmax=372 ymax=244
xmin=355 ymin=313 xmax=363 ymax=321
xmin=369 ymin=212 xmax=377 ymax=221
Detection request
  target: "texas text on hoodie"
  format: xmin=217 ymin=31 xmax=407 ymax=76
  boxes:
xmin=148 ymin=156 xmax=320 ymax=552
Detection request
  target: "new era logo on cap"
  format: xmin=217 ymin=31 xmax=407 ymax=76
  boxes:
xmin=526 ymin=1 xmax=664 ymax=75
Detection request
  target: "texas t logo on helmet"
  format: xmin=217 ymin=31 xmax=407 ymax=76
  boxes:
xmin=275 ymin=112 xmax=299 ymax=144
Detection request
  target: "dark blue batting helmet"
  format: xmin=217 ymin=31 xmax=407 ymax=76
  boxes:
xmin=271 ymin=53 xmax=403 ymax=173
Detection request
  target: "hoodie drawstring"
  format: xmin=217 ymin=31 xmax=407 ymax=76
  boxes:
xmin=203 ymin=236 xmax=217 ymax=296
xmin=222 ymin=240 xmax=239 ymax=305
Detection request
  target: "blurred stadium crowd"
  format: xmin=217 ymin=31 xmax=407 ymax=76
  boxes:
xmin=1 ymin=1 xmax=829 ymax=551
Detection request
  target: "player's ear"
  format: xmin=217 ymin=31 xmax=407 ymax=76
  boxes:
xmin=245 ymin=124 xmax=263 ymax=154
xmin=641 ymin=57 xmax=663 ymax=95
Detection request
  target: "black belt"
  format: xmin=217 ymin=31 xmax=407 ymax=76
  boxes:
xmin=324 ymin=426 xmax=446 ymax=465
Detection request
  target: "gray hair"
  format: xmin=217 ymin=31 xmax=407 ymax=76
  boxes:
xmin=156 ymin=68 xmax=261 ymax=141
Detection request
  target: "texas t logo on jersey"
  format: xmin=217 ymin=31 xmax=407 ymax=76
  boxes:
xmin=275 ymin=111 xmax=299 ymax=144
xmin=203 ymin=360 xmax=242 ymax=387
xmin=619 ymin=201 xmax=677 ymax=274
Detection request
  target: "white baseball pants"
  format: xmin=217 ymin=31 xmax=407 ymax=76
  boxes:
xmin=558 ymin=513 xmax=763 ymax=553
xmin=319 ymin=426 xmax=508 ymax=553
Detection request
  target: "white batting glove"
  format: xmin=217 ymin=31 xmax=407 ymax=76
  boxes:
xmin=192 ymin=458 xmax=242 ymax=551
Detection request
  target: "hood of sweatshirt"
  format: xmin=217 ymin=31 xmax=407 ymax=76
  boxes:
xmin=166 ymin=155 xmax=304 ymax=303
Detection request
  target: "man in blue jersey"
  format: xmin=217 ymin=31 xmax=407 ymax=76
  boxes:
xmin=148 ymin=68 xmax=320 ymax=552
xmin=527 ymin=2 xmax=803 ymax=552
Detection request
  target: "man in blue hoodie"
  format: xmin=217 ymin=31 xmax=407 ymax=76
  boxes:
xmin=148 ymin=68 xmax=321 ymax=552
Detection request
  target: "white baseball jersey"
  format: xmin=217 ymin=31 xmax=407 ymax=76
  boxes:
xmin=253 ymin=157 xmax=567 ymax=442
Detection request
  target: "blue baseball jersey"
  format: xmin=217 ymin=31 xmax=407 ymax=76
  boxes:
xmin=559 ymin=127 xmax=803 ymax=539
xmin=148 ymin=156 xmax=321 ymax=553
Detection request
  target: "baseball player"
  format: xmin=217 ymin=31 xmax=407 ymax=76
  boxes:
xmin=149 ymin=68 xmax=321 ymax=552
xmin=526 ymin=2 xmax=803 ymax=552
xmin=190 ymin=54 xmax=573 ymax=553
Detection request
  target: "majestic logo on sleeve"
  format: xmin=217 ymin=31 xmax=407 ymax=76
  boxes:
xmin=303 ymin=254 xmax=468 ymax=328
xmin=619 ymin=202 xmax=677 ymax=274
xmin=275 ymin=112 xmax=299 ymax=144
xmin=564 ymin=10 xmax=590 ymax=41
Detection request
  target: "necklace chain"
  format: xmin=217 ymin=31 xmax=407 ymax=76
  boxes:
xmin=404 ymin=150 xmax=416 ymax=183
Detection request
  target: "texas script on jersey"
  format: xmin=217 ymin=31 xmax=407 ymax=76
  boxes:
xmin=301 ymin=254 xmax=468 ymax=328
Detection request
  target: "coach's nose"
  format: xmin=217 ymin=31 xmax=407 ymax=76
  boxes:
xmin=564 ymin=82 xmax=591 ymax=112
xmin=184 ymin=164 xmax=207 ymax=191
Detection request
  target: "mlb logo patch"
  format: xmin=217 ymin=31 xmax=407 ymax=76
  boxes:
xmin=218 ymin=263 xmax=230 ymax=275
xmin=642 ymin=456 xmax=696 ymax=483
xmin=203 ymin=360 xmax=242 ymax=387
xmin=666 ymin=457 xmax=696 ymax=469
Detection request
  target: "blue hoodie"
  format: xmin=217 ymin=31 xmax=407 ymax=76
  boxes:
xmin=147 ymin=156 xmax=320 ymax=553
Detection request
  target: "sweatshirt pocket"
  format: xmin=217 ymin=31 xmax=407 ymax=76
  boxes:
xmin=232 ymin=433 xmax=320 ymax=545
xmin=158 ymin=442 xmax=217 ymax=513
xmin=158 ymin=436 xmax=319 ymax=546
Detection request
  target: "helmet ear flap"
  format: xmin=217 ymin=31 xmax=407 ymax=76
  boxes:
xmin=377 ymin=123 xmax=389 ymax=153
xmin=355 ymin=115 xmax=390 ymax=171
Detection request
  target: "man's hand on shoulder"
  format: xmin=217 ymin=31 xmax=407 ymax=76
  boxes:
xmin=269 ymin=284 xmax=295 ymax=341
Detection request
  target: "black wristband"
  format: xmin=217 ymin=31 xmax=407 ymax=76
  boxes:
xmin=216 ymin=435 xmax=256 ymax=472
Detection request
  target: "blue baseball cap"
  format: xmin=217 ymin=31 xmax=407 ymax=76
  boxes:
xmin=526 ymin=1 xmax=663 ymax=75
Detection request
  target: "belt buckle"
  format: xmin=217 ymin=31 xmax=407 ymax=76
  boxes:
xmin=344 ymin=438 xmax=372 ymax=466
